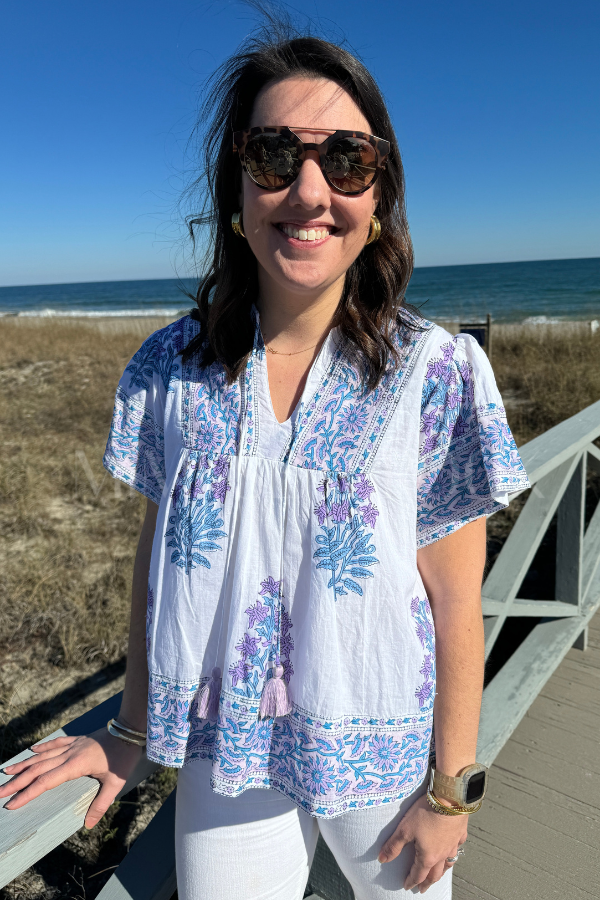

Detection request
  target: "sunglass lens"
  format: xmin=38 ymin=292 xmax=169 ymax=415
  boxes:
xmin=325 ymin=138 xmax=378 ymax=193
xmin=244 ymin=134 xmax=300 ymax=188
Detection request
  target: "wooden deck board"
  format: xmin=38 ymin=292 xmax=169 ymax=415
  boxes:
xmin=454 ymin=608 xmax=600 ymax=899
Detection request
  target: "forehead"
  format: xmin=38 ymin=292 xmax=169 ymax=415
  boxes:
xmin=250 ymin=76 xmax=371 ymax=133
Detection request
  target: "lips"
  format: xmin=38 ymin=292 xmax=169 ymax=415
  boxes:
xmin=276 ymin=223 xmax=336 ymax=242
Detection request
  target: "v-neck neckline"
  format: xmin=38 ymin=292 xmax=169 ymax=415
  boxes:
xmin=249 ymin=308 xmax=341 ymax=460
xmin=253 ymin=308 xmax=340 ymax=428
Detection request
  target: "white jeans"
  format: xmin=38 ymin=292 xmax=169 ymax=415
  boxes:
xmin=175 ymin=758 xmax=452 ymax=900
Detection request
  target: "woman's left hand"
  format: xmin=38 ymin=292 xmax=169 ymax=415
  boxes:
xmin=378 ymin=794 xmax=468 ymax=893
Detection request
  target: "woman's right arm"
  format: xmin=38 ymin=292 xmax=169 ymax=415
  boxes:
xmin=0 ymin=499 xmax=158 ymax=828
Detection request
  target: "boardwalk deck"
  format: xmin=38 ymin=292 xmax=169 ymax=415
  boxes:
xmin=454 ymin=608 xmax=600 ymax=900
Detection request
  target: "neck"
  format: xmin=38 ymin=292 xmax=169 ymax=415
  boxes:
xmin=256 ymin=270 xmax=344 ymax=349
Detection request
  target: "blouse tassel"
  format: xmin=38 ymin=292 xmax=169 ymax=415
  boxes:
xmin=197 ymin=666 xmax=222 ymax=719
xmin=259 ymin=663 xmax=292 ymax=719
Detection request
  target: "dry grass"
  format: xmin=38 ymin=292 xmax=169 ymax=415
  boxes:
xmin=0 ymin=316 xmax=599 ymax=898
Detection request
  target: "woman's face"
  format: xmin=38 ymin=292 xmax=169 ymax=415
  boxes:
xmin=242 ymin=76 xmax=380 ymax=302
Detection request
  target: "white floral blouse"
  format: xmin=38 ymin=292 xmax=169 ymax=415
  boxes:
xmin=103 ymin=308 xmax=528 ymax=818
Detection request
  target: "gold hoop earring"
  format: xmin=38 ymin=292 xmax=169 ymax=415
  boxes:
xmin=365 ymin=215 xmax=381 ymax=245
xmin=231 ymin=211 xmax=246 ymax=239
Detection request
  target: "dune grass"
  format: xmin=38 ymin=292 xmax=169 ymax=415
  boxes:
xmin=0 ymin=316 xmax=599 ymax=898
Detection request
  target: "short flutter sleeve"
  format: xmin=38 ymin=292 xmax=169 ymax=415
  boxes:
xmin=103 ymin=323 xmax=183 ymax=504
xmin=416 ymin=333 xmax=529 ymax=547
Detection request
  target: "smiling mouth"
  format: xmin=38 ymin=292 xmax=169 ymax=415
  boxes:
xmin=276 ymin=223 xmax=336 ymax=242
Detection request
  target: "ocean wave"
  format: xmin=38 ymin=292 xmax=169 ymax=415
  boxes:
xmin=0 ymin=307 xmax=187 ymax=318
xmin=521 ymin=315 xmax=566 ymax=325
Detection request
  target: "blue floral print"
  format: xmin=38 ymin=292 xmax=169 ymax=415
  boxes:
xmin=411 ymin=596 xmax=436 ymax=710
xmin=147 ymin=672 xmax=432 ymax=818
xmin=287 ymin=313 xmax=431 ymax=473
xmin=417 ymin=340 xmax=529 ymax=547
xmin=228 ymin=576 xmax=294 ymax=698
xmin=313 ymin=474 xmax=380 ymax=598
xmin=125 ymin=318 xmax=185 ymax=393
xmin=165 ymin=454 xmax=229 ymax=573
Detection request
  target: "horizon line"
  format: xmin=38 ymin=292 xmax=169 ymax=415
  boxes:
xmin=1 ymin=255 xmax=598 ymax=291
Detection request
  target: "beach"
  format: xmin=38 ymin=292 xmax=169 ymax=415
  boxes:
xmin=1 ymin=313 xmax=600 ymax=898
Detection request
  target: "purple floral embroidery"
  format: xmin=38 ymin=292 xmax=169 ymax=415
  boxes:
xmin=361 ymin=502 xmax=379 ymax=528
xmin=369 ymin=734 xmax=403 ymax=773
xmin=228 ymin=577 xmax=294 ymax=698
xmin=246 ymin=600 xmax=270 ymax=628
xmin=313 ymin=475 xmax=380 ymax=598
xmin=338 ymin=404 xmax=369 ymax=435
xmin=411 ymin=597 xmax=436 ymax=711
xmin=355 ymin=473 xmax=375 ymax=500
xmin=304 ymin=756 xmax=336 ymax=795
xmin=259 ymin=576 xmax=281 ymax=597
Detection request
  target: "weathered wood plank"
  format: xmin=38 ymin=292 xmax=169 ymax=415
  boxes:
xmin=477 ymin=607 xmax=597 ymax=766
xmin=481 ymin=598 xmax=580 ymax=617
xmin=482 ymin=454 xmax=581 ymax=655
xmin=483 ymin=456 xmax=579 ymax=603
xmin=539 ymin=673 xmax=600 ymax=714
xmin=503 ymin=712 xmax=600 ymax=772
xmin=560 ymin=646 xmax=600 ymax=675
xmin=556 ymin=454 xmax=585 ymax=606
xmin=517 ymin=398 xmax=600 ymax=486
xmin=0 ymin=692 xmax=159 ymax=890
xmin=493 ymin=740 xmax=600 ymax=810
xmin=525 ymin=693 xmax=600 ymax=743
xmin=478 ymin=767 xmax=600 ymax=837
xmin=453 ymin=877 xmax=502 ymax=900
xmin=95 ymin=790 xmax=176 ymax=900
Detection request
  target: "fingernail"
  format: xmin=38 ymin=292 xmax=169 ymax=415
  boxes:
xmin=378 ymin=853 xmax=388 ymax=863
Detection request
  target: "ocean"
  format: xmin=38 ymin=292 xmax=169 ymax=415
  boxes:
xmin=0 ymin=257 xmax=598 ymax=323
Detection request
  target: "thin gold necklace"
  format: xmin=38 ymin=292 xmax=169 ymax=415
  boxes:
xmin=266 ymin=342 xmax=320 ymax=356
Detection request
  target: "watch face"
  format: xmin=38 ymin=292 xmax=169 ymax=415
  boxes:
xmin=466 ymin=771 xmax=486 ymax=804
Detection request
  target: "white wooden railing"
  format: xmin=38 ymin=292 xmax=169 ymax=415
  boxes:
xmin=2 ymin=399 xmax=600 ymax=900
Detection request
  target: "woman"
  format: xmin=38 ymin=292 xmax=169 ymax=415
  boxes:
xmin=0 ymin=33 xmax=529 ymax=899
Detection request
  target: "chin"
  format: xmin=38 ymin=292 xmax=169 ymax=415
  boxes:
xmin=274 ymin=261 xmax=340 ymax=294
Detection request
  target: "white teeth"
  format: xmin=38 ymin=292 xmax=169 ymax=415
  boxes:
xmin=280 ymin=225 xmax=329 ymax=240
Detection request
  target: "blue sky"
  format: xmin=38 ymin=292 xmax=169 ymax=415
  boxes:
xmin=1 ymin=0 xmax=598 ymax=286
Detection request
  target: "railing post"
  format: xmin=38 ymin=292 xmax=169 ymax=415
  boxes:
xmin=556 ymin=454 xmax=586 ymax=608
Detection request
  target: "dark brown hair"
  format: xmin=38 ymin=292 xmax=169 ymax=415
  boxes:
xmin=183 ymin=25 xmax=414 ymax=389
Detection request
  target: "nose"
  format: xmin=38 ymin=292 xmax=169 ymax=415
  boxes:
xmin=287 ymin=150 xmax=331 ymax=211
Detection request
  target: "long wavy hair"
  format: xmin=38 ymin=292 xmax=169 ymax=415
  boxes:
xmin=183 ymin=27 xmax=414 ymax=390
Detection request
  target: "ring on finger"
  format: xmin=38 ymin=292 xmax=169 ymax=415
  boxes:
xmin=446 ymin=854 xmax=460 ymax=864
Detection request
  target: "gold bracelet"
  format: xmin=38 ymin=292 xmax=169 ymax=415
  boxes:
xmin=426 ymin=789 xmax=481 ymax=816
xmin=109 ymin=717 xmax=147 ymax=739
xmin=107 ymin=721 xmax=146 ymax=747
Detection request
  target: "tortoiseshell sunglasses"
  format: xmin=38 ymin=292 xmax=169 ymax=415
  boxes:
xmin=233 ymin=126 xmax=390 ymax=195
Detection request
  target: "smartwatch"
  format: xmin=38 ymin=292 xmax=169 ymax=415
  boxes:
xmin=429 ymin=761 xmax=488 ymax=811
